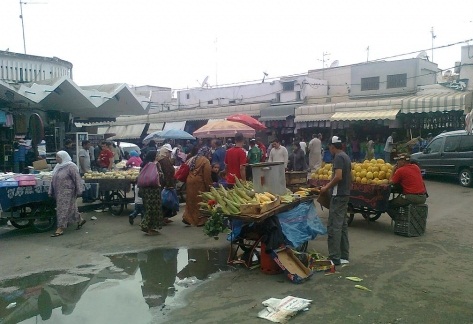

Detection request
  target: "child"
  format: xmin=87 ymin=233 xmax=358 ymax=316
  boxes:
xmin=211 ymin=162 xmax=220 ymax=186
xmin=129 ymin=185 xmax=144 ymax=225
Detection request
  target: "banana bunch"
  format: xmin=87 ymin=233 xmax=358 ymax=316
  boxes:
xmin=294 ymin=187 xmax=320 ymax=197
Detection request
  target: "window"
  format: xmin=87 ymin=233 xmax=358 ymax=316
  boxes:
xmin=207 ymin=100 xmax=213 ymax=104
xmin=426 ymin=138 xmax=442 ymax=154
xmin=282 ymin=81 xmax=295 ymax=91
xmin=229 ymin=100 xmax=236 ymax=104
xmin=186 ymin=93 xmax=190 ymax=99
xmin=387 ymin=73 xmax=407 ymax=88
xmin=361 ymin=76 xmax=379 ymax=91
xmin=296 ymin=91 xmax=301 ymax=101
xmin=458 ymin=135 xmax=473 ymax=152
xmin=275 ymin=93 xmax=281 ymax=103
xmin=444 ymin=136 xmax=461 ymax=152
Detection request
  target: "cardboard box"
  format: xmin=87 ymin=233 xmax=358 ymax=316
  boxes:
xmin=270 ymin=248 xmax=314 ymax=284
xmin=33 ymin=159 xmax=49 ymax=170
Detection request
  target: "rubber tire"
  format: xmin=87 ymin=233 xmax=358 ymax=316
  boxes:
xmin=108 ymin=192 xmax=124 ymax=216
xmin=367 ymin=212 xmax=382 ymax=222
xmin=10 ymin=219 xmax=33 ymax=229
xmin=30 ymin=203 xmax=57 ymax=233
xmin=459 ymin=168 xmax=472 ymax=187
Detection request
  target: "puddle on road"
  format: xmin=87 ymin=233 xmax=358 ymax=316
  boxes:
xmin=0 ymin=247 xmax=231 ymax=323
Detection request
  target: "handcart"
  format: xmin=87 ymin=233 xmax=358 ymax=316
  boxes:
xmin=309 ymin=179 xmax=391 ymax=225
xmin=84 ymin=179 xmax=133 ymax=216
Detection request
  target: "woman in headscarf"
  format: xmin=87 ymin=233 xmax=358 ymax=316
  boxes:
xmin=49 ymin=151 xmax=86 ymax=237
xmin=182 ymin=146 xmax=213 ymax=226
xmin=157 ymin=144 xmax=177 ymax=223
xmin=126 ymin=150 xmax=142 ymax=168
xmin=140 ymin=151 xmax=165 ymax=235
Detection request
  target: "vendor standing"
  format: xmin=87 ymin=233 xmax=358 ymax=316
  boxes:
xmin=320 ymin=136 xmax=351 ymax=266
xmin=97 ymin=141 xmax=114 ymax=171
xmin=387 ymin=153 xmax=427 ymax=218
xmin=268 ymin=138 xmax=288 ymax=169
xmin=224 ymin=132 xmax=247 ymax=186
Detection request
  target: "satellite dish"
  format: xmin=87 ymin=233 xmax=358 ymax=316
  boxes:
xmin=416 ymin=51 xmax=429 ymax=60
xmin=329 ymin=60 xmax=339 ymax=68
xmin=201 ymin=76 xmax=210 ymax=88
xmin=262 ymin=71 xmax=268 ymax=83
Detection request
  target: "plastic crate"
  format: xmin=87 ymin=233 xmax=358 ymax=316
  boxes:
xmin=393 ymin=204 xmax=428 ymax=237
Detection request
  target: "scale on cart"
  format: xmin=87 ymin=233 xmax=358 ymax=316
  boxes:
xmin=251 ymin=162 xmax=286 ymax=196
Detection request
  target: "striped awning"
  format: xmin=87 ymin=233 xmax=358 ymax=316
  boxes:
xmin=147 ymin=122 xmax=164 ymax=133
xmin=108 ymin=124 xmax=145 ymax=139
xmin=331 ymin=109 xmax=400 ymax=121
xmin=294 ymin=103 xmax=335 ymax=122
xmin=400 ymin=92 xmax=473 ymax=114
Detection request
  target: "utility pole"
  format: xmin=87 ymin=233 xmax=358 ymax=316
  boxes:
xmin=366 ymin=46 xmax=370 ymax=62
xmin=430 ymin=27 xmax=436 ymax=62
xmin=18 ymin=1 xmax=47 ymax=54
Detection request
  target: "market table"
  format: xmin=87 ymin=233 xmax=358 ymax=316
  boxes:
xmin=83 ymin=179 xmax=133 ymax=215
xmin=202 ymin=195 xmax=323 ymax=269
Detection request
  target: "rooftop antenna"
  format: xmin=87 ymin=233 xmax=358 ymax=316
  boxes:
xmin=430 ymin=27 xmax=436 ymax=62
xmin=19 ymin=1 xmax=47 ymax=54
xmin=262 ymin=71 xmax=268 ymax=83
xmin=317 ymin=52 xmax=330 ymax=79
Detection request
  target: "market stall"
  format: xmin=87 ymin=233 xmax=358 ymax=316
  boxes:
xmin=0 ymin=173 xmax=98 ymax=232
xmin=82 ymin=169 xmax=139 ymax=215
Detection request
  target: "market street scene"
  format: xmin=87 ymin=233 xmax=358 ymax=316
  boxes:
xmin=1 ymin=1 xmax=473 ymax=323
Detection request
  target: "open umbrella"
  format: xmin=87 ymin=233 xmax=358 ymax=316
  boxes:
xmin=143 ymin=129 xmax=195 ymax=144
xmin=227 ymin=113 xmax=266 ymax=131
xmin=193 ymin=120 xmax=255 ymax=138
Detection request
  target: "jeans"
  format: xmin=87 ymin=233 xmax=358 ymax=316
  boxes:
xmin=327 ymin=196 xmax=350 ymax=261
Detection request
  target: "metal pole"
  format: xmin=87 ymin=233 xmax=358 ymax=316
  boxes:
xmin=20 ymin=0 xmax=27 ymax=54
xmin=430 ymin=27 xmax=436 ymax=62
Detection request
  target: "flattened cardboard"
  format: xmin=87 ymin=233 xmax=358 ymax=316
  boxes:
xmin=270 ymin=248 xmax=313 ymax=284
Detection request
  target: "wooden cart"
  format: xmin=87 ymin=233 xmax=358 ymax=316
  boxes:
xmin=84 ymin=178 xmax=133 ymax=216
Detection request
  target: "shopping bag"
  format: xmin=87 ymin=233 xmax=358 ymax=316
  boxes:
xmin=137 ymin=162 xmax=160 ymax=188
xmin=316 ymin=190 xmax=331 ymax=210
xmin=174 ymin=162 xmax=190 ymax=182
xmin=161 ymin=188 xmax=180 ymax=211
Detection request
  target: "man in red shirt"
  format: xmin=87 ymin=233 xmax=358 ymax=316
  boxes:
xmin=224 ymin=132 xmax=247 ymax=186
xmin=388 ymin=153 xmax=427 ymax=217
xmin=97 ymin=141 xmax=114 ymax=171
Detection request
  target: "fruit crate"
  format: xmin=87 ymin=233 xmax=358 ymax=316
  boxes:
xmin=393 ymin=204 xmax=428 ymax=237
xmin=285 ymin=171 xmax=308 ymax=185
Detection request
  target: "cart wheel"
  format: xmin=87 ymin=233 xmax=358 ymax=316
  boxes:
xmin=108 ymin=192 xmax=124 ymax=216
xmin=367 ymin=213 xmax=382 ymax=221
xmin=31 ymin=201 xmax=57 ymax=233
xmin=347 ymin=213 xmax=355 ymax=225
xmin=10 ymin=219 xmax=33 ymax=229
xmin=9 ymin=207 xmax=33 ymax=229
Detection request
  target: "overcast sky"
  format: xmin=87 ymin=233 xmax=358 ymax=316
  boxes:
xmin=2 ymin=0 xmax=472 ymax=90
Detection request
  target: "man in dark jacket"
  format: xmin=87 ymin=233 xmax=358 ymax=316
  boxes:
xmin=211 ymin=139 xmax=226 ymax=170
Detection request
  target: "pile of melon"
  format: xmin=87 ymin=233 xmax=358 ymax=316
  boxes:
xmin=311 ymin=159 xmax=393 ymax=185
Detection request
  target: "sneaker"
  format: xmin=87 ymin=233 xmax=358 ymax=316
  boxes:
xmin=340 ymin=259 xmax=350 ymax=265
xmin=330 ymin=258 xmax=341 ymax=266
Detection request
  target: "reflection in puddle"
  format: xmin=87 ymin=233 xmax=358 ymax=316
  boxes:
xmin=0 ymin=247 xmax=230 ymax=323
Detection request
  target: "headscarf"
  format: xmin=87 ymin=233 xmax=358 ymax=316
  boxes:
xmin=129 ymin=150 xmax=139 ymax=157
xmin=190 ymin=146 xmax=211 ymax=171
xmin=52 ymin=151 xmax=78 ymax=175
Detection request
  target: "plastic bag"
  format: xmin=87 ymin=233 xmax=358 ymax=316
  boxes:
xmin=277 ymin=201 xmax=327 ymax=248
xmin=161 ymin=188 xmax=179 ymax=211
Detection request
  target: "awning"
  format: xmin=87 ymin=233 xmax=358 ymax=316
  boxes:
xmin=147 ymin=122 xmax=164 ymax=133
xmin=207 ymin=119 xmax=226 ymax=123
xmin=331 ymin=109 xmax=400 ymax=121
xmin=400 ymin=92 xmax=473 ymax=114
xmin=163 ymin=121 xmax=186 ymax=131
xmin=96 ymin=126 xmax=110 ymax=135
xmin=108 ymin=124 xmax=145 ymax=140
xmin=259 ymin=104 xmax=297 ymax=122
xmin=294 ymin=104 xmax=335 ymax=122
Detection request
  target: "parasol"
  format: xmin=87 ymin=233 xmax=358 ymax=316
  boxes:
xmin=226 ymin=113 xmax=266 ymax=131
xmin=143 ymin=129 xmax=195 ymax=144
xmin=193 ymin=120 xmax=255 ymax=138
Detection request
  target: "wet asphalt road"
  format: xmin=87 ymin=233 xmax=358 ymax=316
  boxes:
xmin=1 ymin=176 xmax=473 ymax=323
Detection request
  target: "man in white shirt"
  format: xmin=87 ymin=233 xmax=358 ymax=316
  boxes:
xmin=384 ymin=132 xmax=396 ymax=163
xmin=299 ymin=137 xmax=307 ymax=154
xmin=79 ymin=140 xmax=92 ymax=175
xmin=268 ymin=138 xmax=288 ymax=168
xmin=308 ymin=134 xmax=322 ymax=171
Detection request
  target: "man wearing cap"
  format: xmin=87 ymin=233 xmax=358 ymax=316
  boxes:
xmin=387 ymin=153 xmax=427 ymax=217
xmin=320 ymin=136 xmax=352 ymax=266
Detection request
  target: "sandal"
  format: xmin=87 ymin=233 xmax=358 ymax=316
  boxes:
xmin=76 ymin=219 xmax=86 ymax=230
xmin=51 ymin=232 xmax=63 ymax=237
